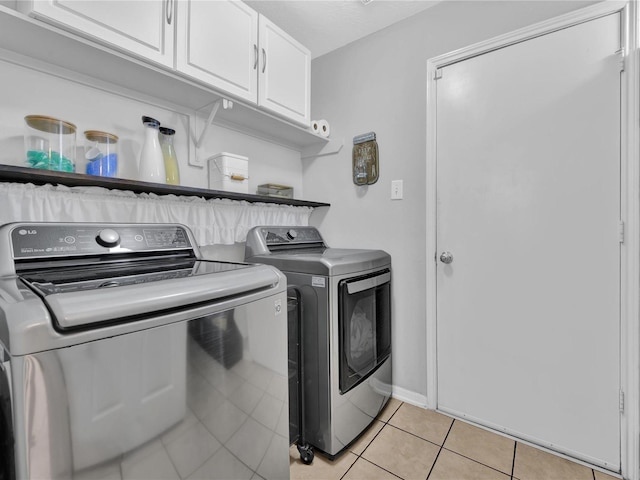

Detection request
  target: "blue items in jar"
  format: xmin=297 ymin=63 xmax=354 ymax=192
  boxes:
xmin=84 ymin=130 xmax=118 ymax=177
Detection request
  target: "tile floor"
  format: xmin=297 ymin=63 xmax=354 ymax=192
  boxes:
xmin=290 ymin=399 xmax=621 ymax=480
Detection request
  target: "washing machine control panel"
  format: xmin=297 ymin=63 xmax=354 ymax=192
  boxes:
xmin=10 ymin=223 xmax=193 ymax=259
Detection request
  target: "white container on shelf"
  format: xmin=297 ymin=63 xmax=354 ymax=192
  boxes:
xmin=208 ymin=153 xmax=249 ymax=193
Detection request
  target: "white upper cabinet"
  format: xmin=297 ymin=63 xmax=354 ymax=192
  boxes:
xmin=176 ymin=0 xmax=258 ymax=103
xmin=18 ymin=0 xmax=175 ymax=68
xmin=258 ymin=15 xmax=311 ymax=127
xmin=16 ymin=0 xmax=311 ymax=127
xmin=177 ymin=2 xmax=310 ymax=126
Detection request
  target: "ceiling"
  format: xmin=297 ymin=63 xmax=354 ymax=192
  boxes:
xmin=244 ymin=0 xmax=441 ymax=59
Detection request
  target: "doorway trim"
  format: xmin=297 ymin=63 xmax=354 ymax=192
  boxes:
xmin=425 ymin=2 xmax=640 ymax=478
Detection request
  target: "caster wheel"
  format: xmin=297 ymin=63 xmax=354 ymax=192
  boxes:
xmin=297 ymin=443 xmax=314 ymax=465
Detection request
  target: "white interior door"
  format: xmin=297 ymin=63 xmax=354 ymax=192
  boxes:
xmin=436 ymin=13 xmax=621 ymax=470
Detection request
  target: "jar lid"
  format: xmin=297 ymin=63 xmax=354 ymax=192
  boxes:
xmin=142 ymin=116 xmax=160 ymax=127
xmin=25 ymin=115 xmax=76 ymax=134
xmin=159 ymin=127 xmax=175 ymax=135
xmin=84 ymin=130 xmax=119 ymax=142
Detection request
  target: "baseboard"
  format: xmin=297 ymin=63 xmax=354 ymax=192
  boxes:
xmin=391 ymin=385 xmax=428 ymax=408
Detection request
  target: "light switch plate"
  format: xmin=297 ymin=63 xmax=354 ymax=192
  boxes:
xmin=391 ymin=180 xmax=403 ymax=200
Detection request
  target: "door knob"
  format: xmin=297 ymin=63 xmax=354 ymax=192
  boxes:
xmin=440 ymin=252 xmax=453 ymax=264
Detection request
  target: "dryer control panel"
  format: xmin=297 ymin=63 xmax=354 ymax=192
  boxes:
xmin=245 ymin=226 xmax=326 ymax=258
xmin=261 ymin=227 xmax=324 ymax=246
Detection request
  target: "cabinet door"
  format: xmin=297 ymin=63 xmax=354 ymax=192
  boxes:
xmin=176 ymin=0 xmax=258 ymax=103
xmin=258 ymin=15 xmax=311 ymax=126
xmin=19 ymin=0 xmax=174 ymax=68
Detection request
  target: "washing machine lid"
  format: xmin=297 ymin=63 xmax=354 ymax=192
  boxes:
xmin=19 ymin=255 xmax=247 ymax=295
xmin=18 ymin=259 xmax=280 ymax=331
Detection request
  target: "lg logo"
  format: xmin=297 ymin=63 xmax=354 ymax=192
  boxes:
xmin=18 ymin=229 xmax=37 ymax=235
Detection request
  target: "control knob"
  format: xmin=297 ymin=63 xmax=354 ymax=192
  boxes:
xmin=96 ymin=228 xmax=120 ymax=248
xmin=286 ymin=229 xmax=298 ymax=241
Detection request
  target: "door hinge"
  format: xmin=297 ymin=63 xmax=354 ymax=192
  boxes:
xmin=620 ymin=389 xmax=625 ymax=413
xmin=619 ymin=220 xmax=625 ymax=243
xmin=434 ymin=69 xmax=443 ymax=80
xmin=617 ymin=48 xmax=625 ymax=72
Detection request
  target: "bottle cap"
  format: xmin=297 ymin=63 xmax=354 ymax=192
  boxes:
xmin=159 ymin=127 xmax=175 ymax=135
xmin=141 ymin=116 xmax=160 ymax=127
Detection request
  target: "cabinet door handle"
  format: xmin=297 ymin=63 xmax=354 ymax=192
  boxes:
xmin=262 ymin=48 xmax=266 ymax=73
xmin=254 ymin=44 xmax=258 ymax=70
xmin=166 ymin=0 xmax=173 ymax=25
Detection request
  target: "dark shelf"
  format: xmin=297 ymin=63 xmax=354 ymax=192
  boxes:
xmin=0 ymin=165 xmax=330 ymax=208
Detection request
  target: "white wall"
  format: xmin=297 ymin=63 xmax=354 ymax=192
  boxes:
xmin=307 ymin=0 xmax=597 ymax=405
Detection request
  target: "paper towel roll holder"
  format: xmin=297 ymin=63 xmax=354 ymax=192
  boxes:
xmin=352 ymin=132 xmax=379 ymax=185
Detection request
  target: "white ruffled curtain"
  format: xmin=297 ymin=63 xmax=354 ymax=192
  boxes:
xmin=0 ymin=183 xmax=312 ymax=245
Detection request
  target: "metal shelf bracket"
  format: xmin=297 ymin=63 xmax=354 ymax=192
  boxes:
xmin=196 ymin=98 xmax=234 ymax=149
xmin=190 ymin=98 xmax=234 ymax=168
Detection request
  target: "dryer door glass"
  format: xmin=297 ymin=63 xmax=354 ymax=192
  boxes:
xmin=338 ymin=269 xmax=391 ymax=394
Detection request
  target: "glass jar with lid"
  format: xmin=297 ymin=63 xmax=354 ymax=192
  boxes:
xmin=24 ymin=115 xmax=76 ymax=172
xmin=84 ymin=130 xmax=119 ymax=177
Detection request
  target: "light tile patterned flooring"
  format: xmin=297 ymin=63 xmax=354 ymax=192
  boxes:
xmin=290 ymin=399 xmax=621 ymax=480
